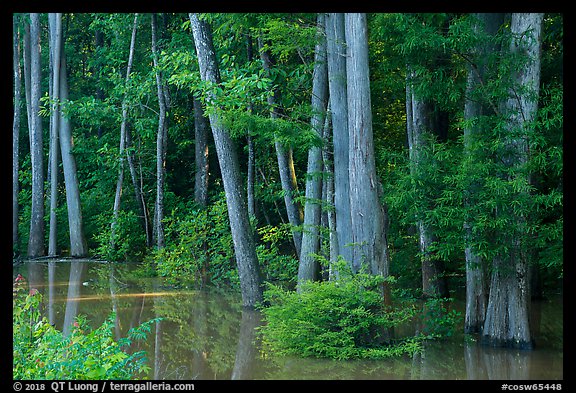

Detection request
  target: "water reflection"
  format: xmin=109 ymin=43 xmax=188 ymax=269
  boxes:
xmin=13 ymin=261 xmax=563 ymax=380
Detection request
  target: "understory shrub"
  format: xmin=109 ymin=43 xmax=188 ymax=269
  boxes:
xmin=259 ymin=269 xmax=424 ymax=360
xmin=13 ymin=277 xmax=159 ymax=379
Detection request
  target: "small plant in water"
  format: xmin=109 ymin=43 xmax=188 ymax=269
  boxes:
xmin=13 ymin=274 xmax=160 ymax=380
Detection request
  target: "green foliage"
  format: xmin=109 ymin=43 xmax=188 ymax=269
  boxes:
xmin=150 ymin=195 xmax=237 ymax=287
xmin=420 ymin=298 xmax=463 ymax=339
xmin=13 ymin=279 xmax=159 ymax=380
xmin=93 ymin=209 xmax=147 ymax=262
xmin=256 ymin=223 xmax=299 ymax=285
xmin=259 ymin=271 xmax=423 ymax=360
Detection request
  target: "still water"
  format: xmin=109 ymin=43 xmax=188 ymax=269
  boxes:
xmin=13 ymin=261 xmax=563 ymax=380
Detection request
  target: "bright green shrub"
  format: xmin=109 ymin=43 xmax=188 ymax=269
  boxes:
xmin=13 ymin=279 xmax=158 ymax=380
xmin=259 ymin=270 xmax=423 ymax=360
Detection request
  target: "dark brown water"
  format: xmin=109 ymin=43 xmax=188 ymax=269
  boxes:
xmin=13 ymin=261 xmax=563 ymax=380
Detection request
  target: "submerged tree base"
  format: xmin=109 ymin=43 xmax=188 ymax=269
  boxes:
xmin=480 ymin=335 xmax=535 ymax=350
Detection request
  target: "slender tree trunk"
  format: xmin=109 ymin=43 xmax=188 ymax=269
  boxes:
xmin=345 ymin=13 xmax=390 ymax=284
xmin=482 ymin=13 xmax=543 ymax=349
xmin=152 ymin=13 xmax=168 ymax=249
xmin=193 ymin=97 xmax=210 ymax=207
xmin=58 ymin=48 xmax=88 ymax=257
xmin=298 ymin=13 xmax=329 ymax=289
xmin=463 ymin=13 xmax=504 ymax=334
xmin=13 ymin=15 xmax=22 ymax=255
xmin=326 ymin=13 xmax=354 ymax=268
xmin=125 ymin=126 xmax=152 ymax=247
xmin=111 ymin=13 xmax=139 ymax=251
xmin=48 ymin=13 xmax=62 ymax=257
xmin=321 ymin=106 xmax=339 ymax=278
xmin=190 ymin=13 xmax=263 ymax=308
xmin=406 ymin=68 xmax=449 ymax=298
xmin=246 ymin=35 xmax=256 ymax=218
xmin=258 ymin=37 xmax=303 ymax=258
xmin=27 ymin=13 xmax=45 ymax=258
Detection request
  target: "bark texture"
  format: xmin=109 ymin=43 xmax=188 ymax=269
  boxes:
xmin=345 ymin=13 xmax=390 ymax=280
xmin=326 ymin=13 xmax=354 ymax=269
xmin=190 ymin=13 xmax=263 ymax=308
xmin=482 ymin=13 xmax=543 ymax=349
xmin=298 ymin=13 xmax=329 ymax=289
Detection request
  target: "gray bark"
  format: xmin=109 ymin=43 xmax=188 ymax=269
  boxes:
xmin=345 ymin=13 xmax=390 ymax=280
xmin=258 ymin=37 xmax=303 ymax=258
xmin=111 ymin=13 xmax=139 ymax=251
xmin=463 ymin=13 xmax=504 ymax=334
xmin=58 ymin=50 xmax=88 ymax=257
xmin=47 ymin=14 xmax=62 ymax=256
xmin=193 ymin=97 xmax=210 ymax=207
xmin=13 ymin=15 xmax=22 ymax=253
xmin=326 ymin=13 xmax=354 ymax=269
xmin=27 ymin=13 xmax=45 ymax=258
xmin=298 ymin=13 xmax=329 ymax=289
xmin=152 ymin=14 xmax=168 ymax=249
xmin=406 ymin=69 xmax=448 ymax=298
xmin=482 ymin=13 xmax=543 ymax=349
xmin=321 ymin=106 xmax=339 ymax=278
xmin=190 ymin=13 xmax=263 ymax=308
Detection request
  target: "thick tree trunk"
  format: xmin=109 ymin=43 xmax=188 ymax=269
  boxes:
xmin=482 ymin=13 xmax=543 ymax=349
xmin=193 ymin=97 xmax=210 ymax=207
xmin=345 ymin=13 xmax=390 ymax=283
xmin=58 ymin=51 xmax=88 ymax=257
xmin=27 ymin=13 xmax=45 ymax=258
xmin=298 ymin=13 xmax=329 ymax=289
xmin=258 ymin=37 xmax=303 ymax=258
xmin=463 ymin=13 xmax=504 ymax=334
xmin=190 ymin=13 xmax=263 ymax=308
xmin=326 ymin=13 xmax=354 ymax=269
xmin=13 ymin=15 xmax=22 ymax=254
xmin=152 ymin=13 xmax=168 ymax=249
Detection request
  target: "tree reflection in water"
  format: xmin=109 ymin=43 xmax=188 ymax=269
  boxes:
xmin=13 ymin=261 xmax=563 ymax=380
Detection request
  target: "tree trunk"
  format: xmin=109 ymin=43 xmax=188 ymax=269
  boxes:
xmin=345 ymin=13 xmax=390 ymax=283
xmin=47 ymin=13 xmax=63 ymax=257
xmin=321 ymin=106 xmax=339 ymax=278
xmin=193 ymin=97 xmax=210 ymax=207
xmin=326 ymin=13 xmax=354 ymax=269
xmin=190 ymin=13 xmax=263 ymax=308
xmin=258 ymin=37 xmax=303 ymax=258
xmin=111 ymin=13 xmax=139 ymax=251
xmin=58 ymin=47 xmax=88 ymax=257
xmin=463 ymin=13 xmax=504 ymax=334
xmin=27 ymin=13 xmax=45 ymax=258
xmin=152 ymin=13 xmax=168 ymax=249
xmin=13 ymin=15 xmax=22 ymax=255
xmin=298 ymin=13 xmax=329 ymax=289
xmin=406 ymin=68 xmax=449 ymax=298
xmin=482 ymin=12 xmax=543 ymax=349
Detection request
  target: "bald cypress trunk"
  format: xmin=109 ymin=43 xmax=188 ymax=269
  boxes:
xmin=27 ymin=13 xmax=45 ymax=258
xmin=13 ymin=15 xmax=22 ymax=255
xmin=463 ymin=13 xmax=505 ymax=334
xmin=326 ymin=13 xmax=354 ymax=269
xmin=298 ymin=13 xmax=329 ymax=289
xmin=482 ymin=13 xmax=543 ymax=349
xmin=345 ymin=13 xmax=390 ymax=285
xmin=190 ymin=13 xmax=263 ymax=308
xmin=405 ymin=68 xmax=449 ymax=298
